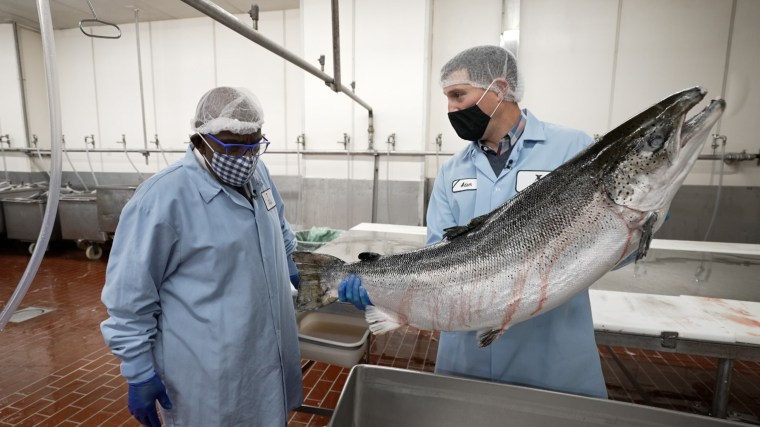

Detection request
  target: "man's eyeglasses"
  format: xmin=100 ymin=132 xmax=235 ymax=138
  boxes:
xmin=205 ymin=134 xmax=270 ymax=158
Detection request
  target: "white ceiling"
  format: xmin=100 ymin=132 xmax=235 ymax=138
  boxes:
xmin=0 ymin=0 xmax=299 ymax=31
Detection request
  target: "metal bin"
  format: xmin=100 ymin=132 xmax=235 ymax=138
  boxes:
xmin=0 ymin=187 xmax=47 ymax=236
xmin=96 ymin=185 xmax=137 ymax=235
xmin=59 ymin=194 xmax=107 ymax=259
xmin=0 ymin=196 xmax=61 ymax=253
xmin=329 ymin=365 xmax=743 ymax=427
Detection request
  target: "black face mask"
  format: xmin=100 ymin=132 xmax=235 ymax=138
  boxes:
xmin=447 ymin=104 xmax=492 ymax=141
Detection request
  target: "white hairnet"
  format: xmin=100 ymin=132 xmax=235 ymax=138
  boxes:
xmin=440 ymin=45 xmax=523 ymax=103
xmin=191 ymin=86 xmax=264 ymax=135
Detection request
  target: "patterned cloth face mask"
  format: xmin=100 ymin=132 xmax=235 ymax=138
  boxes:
xmin=198 ymin=133 xmax=267 ymax=187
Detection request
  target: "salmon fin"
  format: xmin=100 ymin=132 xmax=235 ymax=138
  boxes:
xmin=358 ymin=252 xmax=381 ymax=262
xmin=443 ymin=213 xmax=489 ymax=240
xmin=365 ymin=306 xmax=402 ymax=335
xmin=292 ymin=251 xmax=345 ymax=311
xmin=636 ymin=212 xmax=658 ymax=262
xmin=477 ymin=328 xmax=506 ymax=348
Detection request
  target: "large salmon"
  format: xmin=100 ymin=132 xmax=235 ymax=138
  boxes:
xmin=294 ymin=87 xmax=725 ymax=347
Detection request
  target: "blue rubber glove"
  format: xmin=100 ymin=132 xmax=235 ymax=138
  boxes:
xmin=128 ymin=372 xmax=173 ymax=427
xmin=338 ymin=274 xmax=372 ymax=311
xmin=287 ymin=254 xmax=300 ymax=289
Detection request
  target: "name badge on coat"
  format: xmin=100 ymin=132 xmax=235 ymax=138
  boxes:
xmin=452 ymin=178 xmax=477 ymax=193
xmin=515 ymin=170 xmax=550 ymax=192
xmin=261 ymin=188 xmax=276 ymax=210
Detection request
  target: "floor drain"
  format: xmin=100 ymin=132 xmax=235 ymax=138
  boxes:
xmin=9 ymin=307 xmax=56 ymax=323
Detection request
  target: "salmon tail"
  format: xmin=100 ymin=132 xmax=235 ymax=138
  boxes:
xmin=292 ymin=251 xmax=344 ymax=311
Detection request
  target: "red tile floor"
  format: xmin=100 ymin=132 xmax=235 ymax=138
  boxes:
xmin=1 ymin=242 xmax=759 ymax=426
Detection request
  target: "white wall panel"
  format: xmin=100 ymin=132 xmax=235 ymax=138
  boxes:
xmin=717 ymin=0 xmax=760 ymax=187
xmin=150 ymin=17 xmax=216 ymax=149
xmin=302 ymin=0 xmax=353 ymax=154
xmin=426 ymin=0 xmax=502 ymax=159
xmin=614 ymin=0 xmax=733 ymax=187
xmin=0 ymin=24 xmax=27 ymax=149
xmin=19 ymin=27 xmax=49 ymax=155
xmin=93 ymin=24 xmax=155 ymax=155
xmin=612 ymin=0 xmax=731 ymax=127
xmin=55 ymin=28 xmax=98 ymax=173
xmin=352 ymin=0 xmax=428 ymax=181
xmin=282 ymin=8 xmax=304 ymax=175
xmin=216 ymin=12 xmax=287 ymax=145
xmin=519 ymin=0 xmax=618 ymax=136
xmin=6 ymin=1 xmax=758 ymax=190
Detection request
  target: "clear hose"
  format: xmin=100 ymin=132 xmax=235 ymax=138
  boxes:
xmin=36 ymin=142 xmax=51 ymax=180
xmin=84 ymin=138 xmax=99 ymax=187
xmin=296 ymin=139 xmax=303 ymax=227
xmin=386 ymin=142 xmax=392 ymax=224
xmin=121 ymin=139 xmax=144 ymax=182
xmin=0 ymin=0 xmax=64 ymax=330
xmin=63 ymin=139 xmax=89 ymax=191
xmin=695 ymin=138 xmax=726 ymax=283
xmin=0 ymin=139 xmax=9 ymax=183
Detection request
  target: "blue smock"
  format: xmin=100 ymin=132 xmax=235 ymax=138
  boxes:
xmin=427 ymin=110 xmax=607 ymax=398
xmin=101 ymin=146 xmax=303 ymax=426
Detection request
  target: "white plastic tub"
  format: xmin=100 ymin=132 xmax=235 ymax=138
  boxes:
xmin=297 ymin=312 xmax=370 ymax=368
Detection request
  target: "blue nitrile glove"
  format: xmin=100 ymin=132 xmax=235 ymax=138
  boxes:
xmin=128 ymin=372 xmax=173 ymax=427
xmin=287 ymin=254 xmax=300 ymax=289
xmin=338 ymin=274 xmax=373 ymax=311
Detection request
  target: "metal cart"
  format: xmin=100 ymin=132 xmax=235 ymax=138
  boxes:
xmin=58 ymin=193 xmax=108 ymax=259
xmin=0 ymin=193 xmax=61 ymax=254
xmin=96 ymin=185 xmax=137 ymax=236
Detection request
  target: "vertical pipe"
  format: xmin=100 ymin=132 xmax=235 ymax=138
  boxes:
xmin=711 ymin=358 xmax=734 ymax=418
xmin=371 ymin=152 xmax=379 ymax=223
xmin=135 ymin=9 xmax=149 ymax=164
xmin=331 ymin=0 xmax=341 ymax=91
xmin=13 ymin=22 xmax=32 ymax=148
xmin=0 ymin=0 xmax=64 ymax=329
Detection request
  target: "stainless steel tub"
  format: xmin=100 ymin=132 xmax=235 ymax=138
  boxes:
xmin=96 ymin=185 xmax=137 ymax=235
xmin=0 ymin=188 xmax=46 ymax=235
xmin=0 ymin=197 xmax=61 ymax=243
xmin=329 ymin=365 xmax=743 ymax=426
xmin=59 ymin=194 xmax=108 ymax=244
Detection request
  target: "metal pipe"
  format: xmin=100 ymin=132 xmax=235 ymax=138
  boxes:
xmin=330 ymin=0 xmax=341 ymax=92
xmin=134 ymin=9 xmax=150 ymax=165
xmin=6 ymin=147 xmax=460 ymax=156
xmin=711 ymin=358 xmax=734 ymax=418
xmin=15 ymin=146 xmax=760 ymax=161
xmin=371 ymin=151 xmax=379 ymax=223
xmin=248 ymin=4 xmax=259 ymax=30
xmin=12 ymin=22 xmax=32 ymax=149
xmin=179 ymin=0 xmax=372 ymax=112
xmin=697 ymin=151 xmax=760 ymax=163
xmin=0 ymin=135 xmax=10 ymax=182
xmin=0 ymin=0 xmax=64 ymax=330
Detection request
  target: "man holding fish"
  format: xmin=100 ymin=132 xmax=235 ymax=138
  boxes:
xmin=340 ymin=45 xmax=608 ymax=398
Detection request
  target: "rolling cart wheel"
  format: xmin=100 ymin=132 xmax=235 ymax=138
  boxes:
xmin=76 ymin=239 xmax=88 ymax=250
xmin=86 ymin=245 xmax=103 ymax=260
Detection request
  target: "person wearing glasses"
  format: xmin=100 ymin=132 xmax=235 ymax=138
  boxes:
xmin=100 ymin=86 xmax=303 ymax=426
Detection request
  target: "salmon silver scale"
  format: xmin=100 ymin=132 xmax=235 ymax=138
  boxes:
xmin=294 ymin=87 xmax=726 ymax=348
